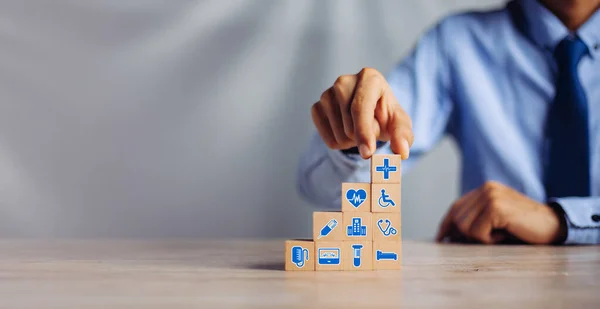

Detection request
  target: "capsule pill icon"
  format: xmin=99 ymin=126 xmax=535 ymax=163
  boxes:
xmin=291 ymin=246 xmax=309 ymax=268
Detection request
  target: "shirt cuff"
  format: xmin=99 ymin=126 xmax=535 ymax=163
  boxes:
xmin=327 ymin=147 xmax=367 ymax=170
xmin=340 ymin=141 xmax=388 ymax=155
xmin=331 ymin=141 xmax=389 ymax=176
xmin=549 ymin=197 xmax=600 ymax=245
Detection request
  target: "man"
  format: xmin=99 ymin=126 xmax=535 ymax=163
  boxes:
xmin=297 ymin=0 xmax=600 ymax=245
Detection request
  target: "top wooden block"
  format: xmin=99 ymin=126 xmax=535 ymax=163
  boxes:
xmin=371 ymin=154 xmax=401 ymax=183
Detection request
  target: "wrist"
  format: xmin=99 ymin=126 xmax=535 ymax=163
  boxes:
xmin=548 ymin=202 xmax=568 ymax=244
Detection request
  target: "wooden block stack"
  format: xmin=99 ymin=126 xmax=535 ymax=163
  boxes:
xmin=285 ymin=154 xmax=402 ymax=271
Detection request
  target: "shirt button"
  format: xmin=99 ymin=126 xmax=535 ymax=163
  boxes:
xmin=592 ymin=214 xmax=600 ymax=222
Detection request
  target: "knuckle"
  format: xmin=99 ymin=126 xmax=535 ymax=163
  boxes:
xmin=482 ymin=181 xmax=499 ymax=193
xmin=311 ymin=103 xmax=323 ymax=120
xmin=358 ymin=67 xmax=382 ymax=84
xmin=358 ymin=67 xmax=370 ymax=77
xmin=489 ymin=190 xmax=502 ymax=202
xmin=482 ymin=181 xmax=493 ymax=191
xmin=311 ymin=102 xmax=320 ymax=113
xmin=319 ymin=89 xmax=331 ymax=103
xmin=334 ymin=75 xmax=353 ymax=90
xmin=359 ymin=67 xmax=379 ymax=78
xmin=334 ymin=87 xmax=351 ymax=109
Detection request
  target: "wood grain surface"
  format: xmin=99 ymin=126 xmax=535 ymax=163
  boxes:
xmin=0 ymin=240 xmax=598 ymax=308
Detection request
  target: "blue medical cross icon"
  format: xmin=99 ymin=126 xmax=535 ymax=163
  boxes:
xmin=375 ymin=158 xmax=397 ymax=180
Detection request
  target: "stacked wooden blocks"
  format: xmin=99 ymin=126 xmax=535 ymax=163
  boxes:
xmin=285 ymin=154 xmax=401 ymax=271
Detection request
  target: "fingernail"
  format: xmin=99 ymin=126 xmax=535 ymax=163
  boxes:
xmin=359 ymin=144 xmax=371 ymax=158
xmin=402 ymin=139 xmax=410 ymax=159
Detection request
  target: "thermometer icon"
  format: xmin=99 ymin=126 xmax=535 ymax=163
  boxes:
xmin=317 ymin=219 xmax=338 ymax=239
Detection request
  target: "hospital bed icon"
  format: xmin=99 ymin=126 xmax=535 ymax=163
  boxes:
xmin=376 ymin=250 xmax=398 ymax=261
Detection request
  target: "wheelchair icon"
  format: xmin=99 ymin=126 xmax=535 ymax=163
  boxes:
xmin=378 ymin=189 xmax=396 ymax=208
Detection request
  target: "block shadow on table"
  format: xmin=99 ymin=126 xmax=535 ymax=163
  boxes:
xmin=246 ymin=262 xmax=285 ymax=271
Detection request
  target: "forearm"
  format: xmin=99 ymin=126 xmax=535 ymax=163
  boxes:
xmin=550 ymin=197 xmax=600 ymax=245
xmin=296 ymin=133 xmax=371 ymax=209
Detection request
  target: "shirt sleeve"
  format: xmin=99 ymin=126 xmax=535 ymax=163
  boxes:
xmin=296 ymin=22 xmax=455 ymax=209
xmin=551 ymin=197 xmax=600 ymax=245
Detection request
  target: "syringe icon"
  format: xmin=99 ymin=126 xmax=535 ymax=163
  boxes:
xmin=317 ymin=219 xmax=338 ymax=239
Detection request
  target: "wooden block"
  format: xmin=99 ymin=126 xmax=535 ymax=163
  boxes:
xmin=341 ymin=183 xmax=371 ymax=212
xmin=285 ymin=239 xmax=315 ymax=271
xmin=342 ymin=241 xmax=373 ymax=271
xmin=315 ymin=241 xmax=344 ymax=271
xmin=372 ymin=213 xmax=402 ymax=242
xmin=371 ymin=154 xmax=401 ymax=184
xmin=342 ymin=212 xmax=372 ymax=241
xmin=313 ymin=212 xmax=343 ymax=241
xmin=373 ymin=241 xmax=402 ymax=270
xmin=371 ymin=183 xmax=401 ymax=213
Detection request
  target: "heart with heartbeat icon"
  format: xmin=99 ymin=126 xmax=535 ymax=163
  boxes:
xmin=345 ymin=189 xmax=367 ymax=208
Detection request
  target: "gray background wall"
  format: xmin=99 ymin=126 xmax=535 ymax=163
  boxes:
xmin=0 ymin=0 xmax=503 ymax=239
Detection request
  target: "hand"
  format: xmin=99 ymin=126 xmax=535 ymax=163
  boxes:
xmin=436 ymin=181 xmax=567 ymax=245
xmin=311 ymin=68 xmax=413 ymax=159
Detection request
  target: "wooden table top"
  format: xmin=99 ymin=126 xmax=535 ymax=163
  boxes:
xmin=0 ymin=239 xmax=598 ymax=308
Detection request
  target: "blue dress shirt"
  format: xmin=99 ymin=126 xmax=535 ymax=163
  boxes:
xmin=297 ymin=0 xmax=600 ymax=244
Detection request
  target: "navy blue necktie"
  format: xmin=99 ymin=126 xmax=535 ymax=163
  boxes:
xmin=545 ymin=36 xmax=590 ymax=198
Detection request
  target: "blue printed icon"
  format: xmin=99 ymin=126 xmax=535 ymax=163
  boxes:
xmin=376 ymin=250 xmax=398 ymax=261
xmin=351 ymin=244 xmax=363 ymax=268
xmin=375 ymin=158 xmax=397 ymax=180
xmin=291 ymin=246 xmax=309 ymax=268
xmin=318 ymin=248 xmax=340 ymax=265
xmin=377 ymin=219 xmax=398 ymax=237
xmin=345 ymin=189 xmax=367 ymax=208
xmin=347 ymin=217 xmax=367 ymax=237
xmin=378 ymin=189 xmax=396 ymax=208
xmin=317 ymin=219 xmax=338 ymax=239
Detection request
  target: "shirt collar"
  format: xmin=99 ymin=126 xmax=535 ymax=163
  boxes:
xmin=518 ymin=0 xmax=600 ymax=59
xmin=578 ymin=4 xmax=600 ymax=58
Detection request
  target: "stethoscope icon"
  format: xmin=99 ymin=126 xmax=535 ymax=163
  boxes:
xmin=377 ymin=219 xmax=397 ymax=236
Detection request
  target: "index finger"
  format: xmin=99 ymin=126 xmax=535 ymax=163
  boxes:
xmin=351 ymin=69 xmax=385 ymax=158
